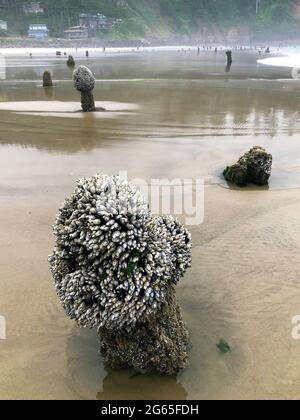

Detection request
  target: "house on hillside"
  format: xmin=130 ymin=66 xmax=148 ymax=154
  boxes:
xmin=79 ymin=13 xmax=122 ymax=35
xmin=79 ymin=14 xmax=99 ymax=32
xmin=0 ymin=20 xmax=7 ymax=31
xmin=28 ymin=24 xmax=49 ymax=39
xmin=64 ymin=26 xmax=89 ymax=40
xmin=23 ymin=2 xmax=45 ymax=16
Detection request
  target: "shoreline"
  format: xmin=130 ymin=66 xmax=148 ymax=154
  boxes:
xmin=0 ymin=45 xmax=280 ymax=59
xmin=1 ymin=35 xmax=300 ymax=51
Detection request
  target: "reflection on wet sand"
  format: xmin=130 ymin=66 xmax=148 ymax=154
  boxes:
xmin=2 ymin=74 xmax=300 ymax=190
xmin=97 ymin=369 xmax=187 ymax=401
xmin=1 ymin=81 xmax=300 ymax=151
xmin=43 ymin=86 xmax=54 ymax=99
xmin=65 ymin=327 xmax=188 ymax=400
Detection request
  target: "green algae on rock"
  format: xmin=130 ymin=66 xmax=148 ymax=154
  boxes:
xmin=223 ymin=146 xmax=272 ymax=187
xmin=217 ymin=339 xmax=231 ymax=354
xmin=49 ymin=174 xmax=192 ymax=375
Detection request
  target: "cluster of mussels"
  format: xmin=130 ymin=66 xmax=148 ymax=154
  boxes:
xmin=223 ymin=146 xmax=273 ymax=187
xmin=49 ymin=174 xmax=192 ymax=333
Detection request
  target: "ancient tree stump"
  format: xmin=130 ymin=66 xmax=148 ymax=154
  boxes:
xmin=223 ymin=146 xmax=273 ymax=186
xmin=67 ymin=55 xmax=75 ymax=67
xmin=81 ymin=91 xmax=96 ymax=113
xmin=226 ymin=50 xmax=233 ymax=65
xmin=73 ymin=66 xmax=96 ymax=112
xmin=43 ymin=71 xmax=53 ymax=87
xmin=49 ymin=175 xmax=192 ymax=375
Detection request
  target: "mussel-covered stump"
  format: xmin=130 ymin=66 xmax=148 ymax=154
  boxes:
xmin=226 ymin=50 xmax=233 ymax=65
xmin=67 ymin=55 xmax=75 ymax=67
xmin=223 ymin=146 xmax=272 ymax=186
xmin=73 ymin=65 xmax=96 ymax=112
xmin=43 ymin=71 xmax=53 ymax=87
xmin=49 ymin=175 xmax=192 ymax=375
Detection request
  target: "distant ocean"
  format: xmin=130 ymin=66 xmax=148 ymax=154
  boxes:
xmin=258 ymin=46 xmax=300 ymax=69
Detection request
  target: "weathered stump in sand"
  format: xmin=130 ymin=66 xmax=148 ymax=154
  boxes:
xmin=80 ymin=91 xmax=96 ymax=113
xmin=67 ymin=55 xmax=75 ymax=67
xmin=223 ymin=146 xmax=273 ymax=186
xmin=73 ymin=66 xmax=96 ymax=112
xmin=43 ymin=71 xmax=53 ymax=87
xmin=99 ymin=288 xmax=189 ymax=374
xmin=226 ymin=50 xmax=233 ymax=66
xmin=49 ymin=174 xmax=192 ymax=375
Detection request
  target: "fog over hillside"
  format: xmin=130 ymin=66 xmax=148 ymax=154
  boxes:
xmin=0 ymin=0 xmax=300 ymax=40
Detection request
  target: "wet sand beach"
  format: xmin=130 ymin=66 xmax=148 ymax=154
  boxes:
xmin=1 ymin=49 xmax=300 ymax=400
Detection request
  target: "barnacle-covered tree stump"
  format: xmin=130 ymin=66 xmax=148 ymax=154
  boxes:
xmin=73 ymin=65 xmax=96 ymax=112
xmin=223 ymin=146 xmax=273 ymax=186
xmin=43 ymin=71 xmax=53 ymax=87
xmin=226 ymin=50 xmax=233 ymax=65
xmin=49 ymin=175 xmax=192 ymax=375
xmin=67 ymin=55 xmax=75 ymax=67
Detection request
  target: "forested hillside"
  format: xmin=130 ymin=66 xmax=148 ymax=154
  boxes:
xmin=1 ymin=0 xmax=300 ymax=40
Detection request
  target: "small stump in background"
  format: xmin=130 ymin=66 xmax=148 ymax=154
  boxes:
xmin=43 ymin=71 xmax=53 ymax=87
xmin=223 ymin=146 xmax=273 ymax=187
xmin=226 ymin=50 xmax=233 ymax=66
xmin=67 ymin=55 xmax=75 ymax=67
xmin=73 ymin=66 xmax=96 ymax=112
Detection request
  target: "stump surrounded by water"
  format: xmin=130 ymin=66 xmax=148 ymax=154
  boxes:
xmin=43 ymin=71 xmax=53 ymax=87
xmin=67 ymin=55 xmax=75 ymax=67
xmin=226 ymin=50 xmax=233 ymax=66
xmin=223 ymin=146 xmax=273 ymax=186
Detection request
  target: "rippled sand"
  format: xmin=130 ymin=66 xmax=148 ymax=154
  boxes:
xmin=1 ymin=50 xmax=300 ymax=400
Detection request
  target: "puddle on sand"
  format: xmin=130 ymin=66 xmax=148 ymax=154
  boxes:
xmin=217 ymin=168 xmax=300 ymax=191
xmin=64 ymin=327 xmax=187 ymax=400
